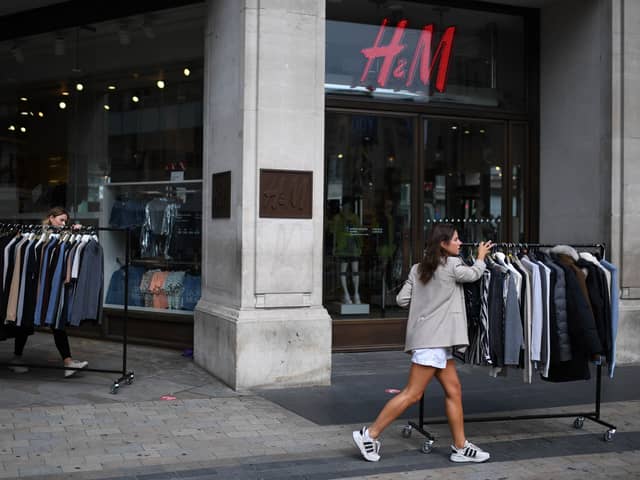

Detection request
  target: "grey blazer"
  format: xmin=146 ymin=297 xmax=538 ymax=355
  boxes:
xmin=397 ymin=257 xmax=486 ymax=352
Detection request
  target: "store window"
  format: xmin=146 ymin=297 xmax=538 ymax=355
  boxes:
xmin=423 ymin=118 xmax=505 ymax=243
xmin=326 ymin=1 xmax=526 ymax=111
xmin=0 ymin=5 xmax=204 ymax=321
xmin=324 ymin=112 xmax=414 ymax=317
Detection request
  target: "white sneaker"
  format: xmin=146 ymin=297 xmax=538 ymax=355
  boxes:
xmin=8 ymin=357 xmax=28 ymax=373
xmin=64 ymin=360 xmax=88 ymax=378
xmin=352 ymin=427 xmax=380 ymax=462
xmin=450 ymin=440 xmax=490 ymax=463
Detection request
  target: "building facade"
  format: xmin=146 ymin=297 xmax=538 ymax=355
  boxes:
xmin=0 ymin=0 xmax=637 ymax=389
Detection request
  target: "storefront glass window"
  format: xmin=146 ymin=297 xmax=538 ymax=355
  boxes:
xmin=326 ymin=1 xmax=526 ymax=111
xmin=325 ymin=112 xmax=414 ymax=317
xmin=0 ymin=5 xmax=204 ymax=317
xmin=423 ymin=118 xmax=505 ymax=243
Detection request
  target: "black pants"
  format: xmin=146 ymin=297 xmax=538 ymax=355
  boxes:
xmin=14 ymin=328 xmax=71 ymax=360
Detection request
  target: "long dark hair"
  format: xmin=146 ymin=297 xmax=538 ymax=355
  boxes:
xmin=418 ymin=224 xmax=456 ymax=284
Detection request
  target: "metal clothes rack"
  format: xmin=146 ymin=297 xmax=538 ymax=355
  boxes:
xmin=0 ymin=225 xmax=134 ymax=394
xmin=404 ymin=242 xmax=617 ymax=453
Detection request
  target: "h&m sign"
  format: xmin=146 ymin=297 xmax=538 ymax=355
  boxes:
xmin=360 ymin=18 xmax=456 ymax=93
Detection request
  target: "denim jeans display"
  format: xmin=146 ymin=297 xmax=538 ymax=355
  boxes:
xmin=105 ymin=266 xmax=146 ymax=307
xmin=181 ymin=274 xmax=201 ymax=311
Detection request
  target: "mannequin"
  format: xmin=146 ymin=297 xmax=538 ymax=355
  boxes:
xmin=375 ymin=199 xmax=397 ymax=306
xmin=331 ymin=198 xmax=362 ymax=304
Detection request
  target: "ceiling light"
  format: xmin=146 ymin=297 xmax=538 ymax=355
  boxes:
xmin=38 ymin=111 xmax=44 ymax=117
xmin=8 ymin=125 xmax=15 ymax=131
xmin=156 ymin=80 xmax=165 ymax=89
xmin=20 ymin=97 xmax=27 ymax=102
xmin=20 ymin=127 xmax=26 ymax=133
xmin=495 ymin=166 xmax=501 ymax=171
xmin=59 ymin=101 xmax=67 ymax=109
xmin=20 ymin=111 xmax=28 ymax=116
xmin=107 ymin=85 xmax=116 ymax=90
xmin=451 ymin=125 xmax=458 ymax=130
xmin=76 ymin=83 xmax=84 ymax=91
xmin=479 ymin=129 xmax=486 ymax=134
xmin=132 ymin=95 xmax=140 ymax=103
xmin=61 ymin=91 xmax=69 ymax=96
xmin=104 ymin=104 xmax=110 ymax=111
xmin=54 ymin=34 xmax=65 ymax=56
xmin=464 ymin=130 xmax=470 ymax=135
xmin=183 ymin=67 xmax=191 ymax=77
xmin=337 ymin=153 xmax=344 ymax=159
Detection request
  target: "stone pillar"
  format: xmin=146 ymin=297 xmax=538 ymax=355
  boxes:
xmin=611 ymin=0 xmax=640 ymax=363
xmin=194 ymin=0 xmax=331 ymax=389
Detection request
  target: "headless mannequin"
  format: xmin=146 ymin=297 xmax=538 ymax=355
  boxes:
xmin=332 ymin=200 xmax=362 ymax=305
xmin=340 ymin=260 xmax=361 ymax=304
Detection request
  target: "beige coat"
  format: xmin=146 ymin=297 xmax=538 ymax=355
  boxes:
xmin=397 ymin=257 xmax=486 ymax=352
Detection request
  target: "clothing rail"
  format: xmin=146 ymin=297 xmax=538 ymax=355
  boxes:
xmin=0 ymin=225 xmax=134 ymax=394
xmin=405 ymin=242 xmax=617 ymax=453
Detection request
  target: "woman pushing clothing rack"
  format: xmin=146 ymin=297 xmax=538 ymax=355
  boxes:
xmin=353 ymin=223 xmax=493 ymax=463
xmin=8 ymin=207 xmax=88 ymax=377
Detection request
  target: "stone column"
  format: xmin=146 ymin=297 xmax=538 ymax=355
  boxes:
xmin=194 ymin=0 xmax=331 ymax=389
xmin=611 ymin=0 xmax=640 ymax=363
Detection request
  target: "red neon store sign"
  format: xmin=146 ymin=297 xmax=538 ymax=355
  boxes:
xmin=360 ymin=19 xmax=456 ymax=93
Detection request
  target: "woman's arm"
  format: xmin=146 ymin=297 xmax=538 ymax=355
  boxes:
xmin=396 ymin=268 xmax=414 ymax=307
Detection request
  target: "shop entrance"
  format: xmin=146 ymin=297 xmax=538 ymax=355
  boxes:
xmin=326 ymin=110 xmax=530 ymax=351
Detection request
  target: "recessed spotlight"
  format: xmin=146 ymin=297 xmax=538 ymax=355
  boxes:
xmin=495 ymin=166 xmax=501 ymax=171
xmin=132 ymin=95 xmax=140 ymax=103
xmin=479 ymin=129 xmax=486 ymax=134
xmin=451 ymin=125 xmax=458 ymax=130
xmin=19 ymin=127 xmax=26 ymax=133
xmin=20 ymin=111 xmax=29 ymax=116
xmin=76 ymin=83 xmax=84 ymax=91
xmin=156 ymin=80 xmax=165 ymax=89
xmin=8 ymin=125 xmax=15 ymax=131
xmin=337 ymin=153 xmax=344 ymax=159
xmin=59 ymin=101 xmax=67 ymax=109
xmin=38 ymin=111 xmax=44 ymax=117
xmin=107 ymin=85 xmax=116 ymax=90
xmin=104 ymin=104 xmax=110 ymax=111
xmin=61 ymin=91 xmax=70 ymax=96
xmin=183 ymin=67 xmax=191 ymax=77
xmin=20 ymin=97 xmax=27 ymax=102
xmin=464 ymin=130 xmax=470 ymax=135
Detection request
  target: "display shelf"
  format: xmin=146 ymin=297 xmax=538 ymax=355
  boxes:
xmin=104 ymin=304 xmax=194 ymax=317
xmin=105 ymin=179 xmax=203 ymax=187
xmin=130 ymin=258 xmax=200 ymax=268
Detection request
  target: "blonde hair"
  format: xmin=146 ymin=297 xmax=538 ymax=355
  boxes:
xmin=42 ymin=206 xmax=70 ymax=226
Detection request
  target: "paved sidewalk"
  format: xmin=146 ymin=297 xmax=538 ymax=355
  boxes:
xmin=1 ymin=333 xmax=639 ymax=479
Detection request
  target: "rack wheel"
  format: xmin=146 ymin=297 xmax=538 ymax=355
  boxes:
xmin=603 ymin=429 xmax=616 ymax=442
xmin=573 ymin=417 xmax=585 ymax=429
xmin=110 ymin=383 xmax=120 ymax=394
xmin=401 ymin=426 xmax=412 ymax=438
xmin=125 ymin=375 xmax=134 ymax=385
xmin=421 ymin=439 xmax=434 ymax=454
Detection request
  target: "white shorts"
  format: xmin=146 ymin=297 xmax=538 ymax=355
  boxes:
xmin=411 ymin=347 xmax=453 ymax=369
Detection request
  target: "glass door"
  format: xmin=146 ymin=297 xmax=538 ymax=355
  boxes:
xmin=324 ymin=111 xmax=416 ymax=317
xmin=422 ymin=117 xmax=507 ymax=244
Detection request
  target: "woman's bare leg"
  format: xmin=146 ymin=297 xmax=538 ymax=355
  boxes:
xmin=435 ymin=359 xmax=465 ymax=448
xmin=368 ymin=363 xmax=437 ymax=439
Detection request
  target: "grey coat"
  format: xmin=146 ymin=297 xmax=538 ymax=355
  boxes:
xmin=397 ymin=257 xmax=486 ymax=352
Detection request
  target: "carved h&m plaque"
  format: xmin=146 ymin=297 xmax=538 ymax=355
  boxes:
xmin=259 ymin=169 xmax=312 ymax=219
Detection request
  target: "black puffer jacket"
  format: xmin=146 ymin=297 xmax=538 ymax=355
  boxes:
xmin=544 ymin=254 xmax=602 ymax=382
xmin=543 ymin=258 xmax=572 ymax=362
